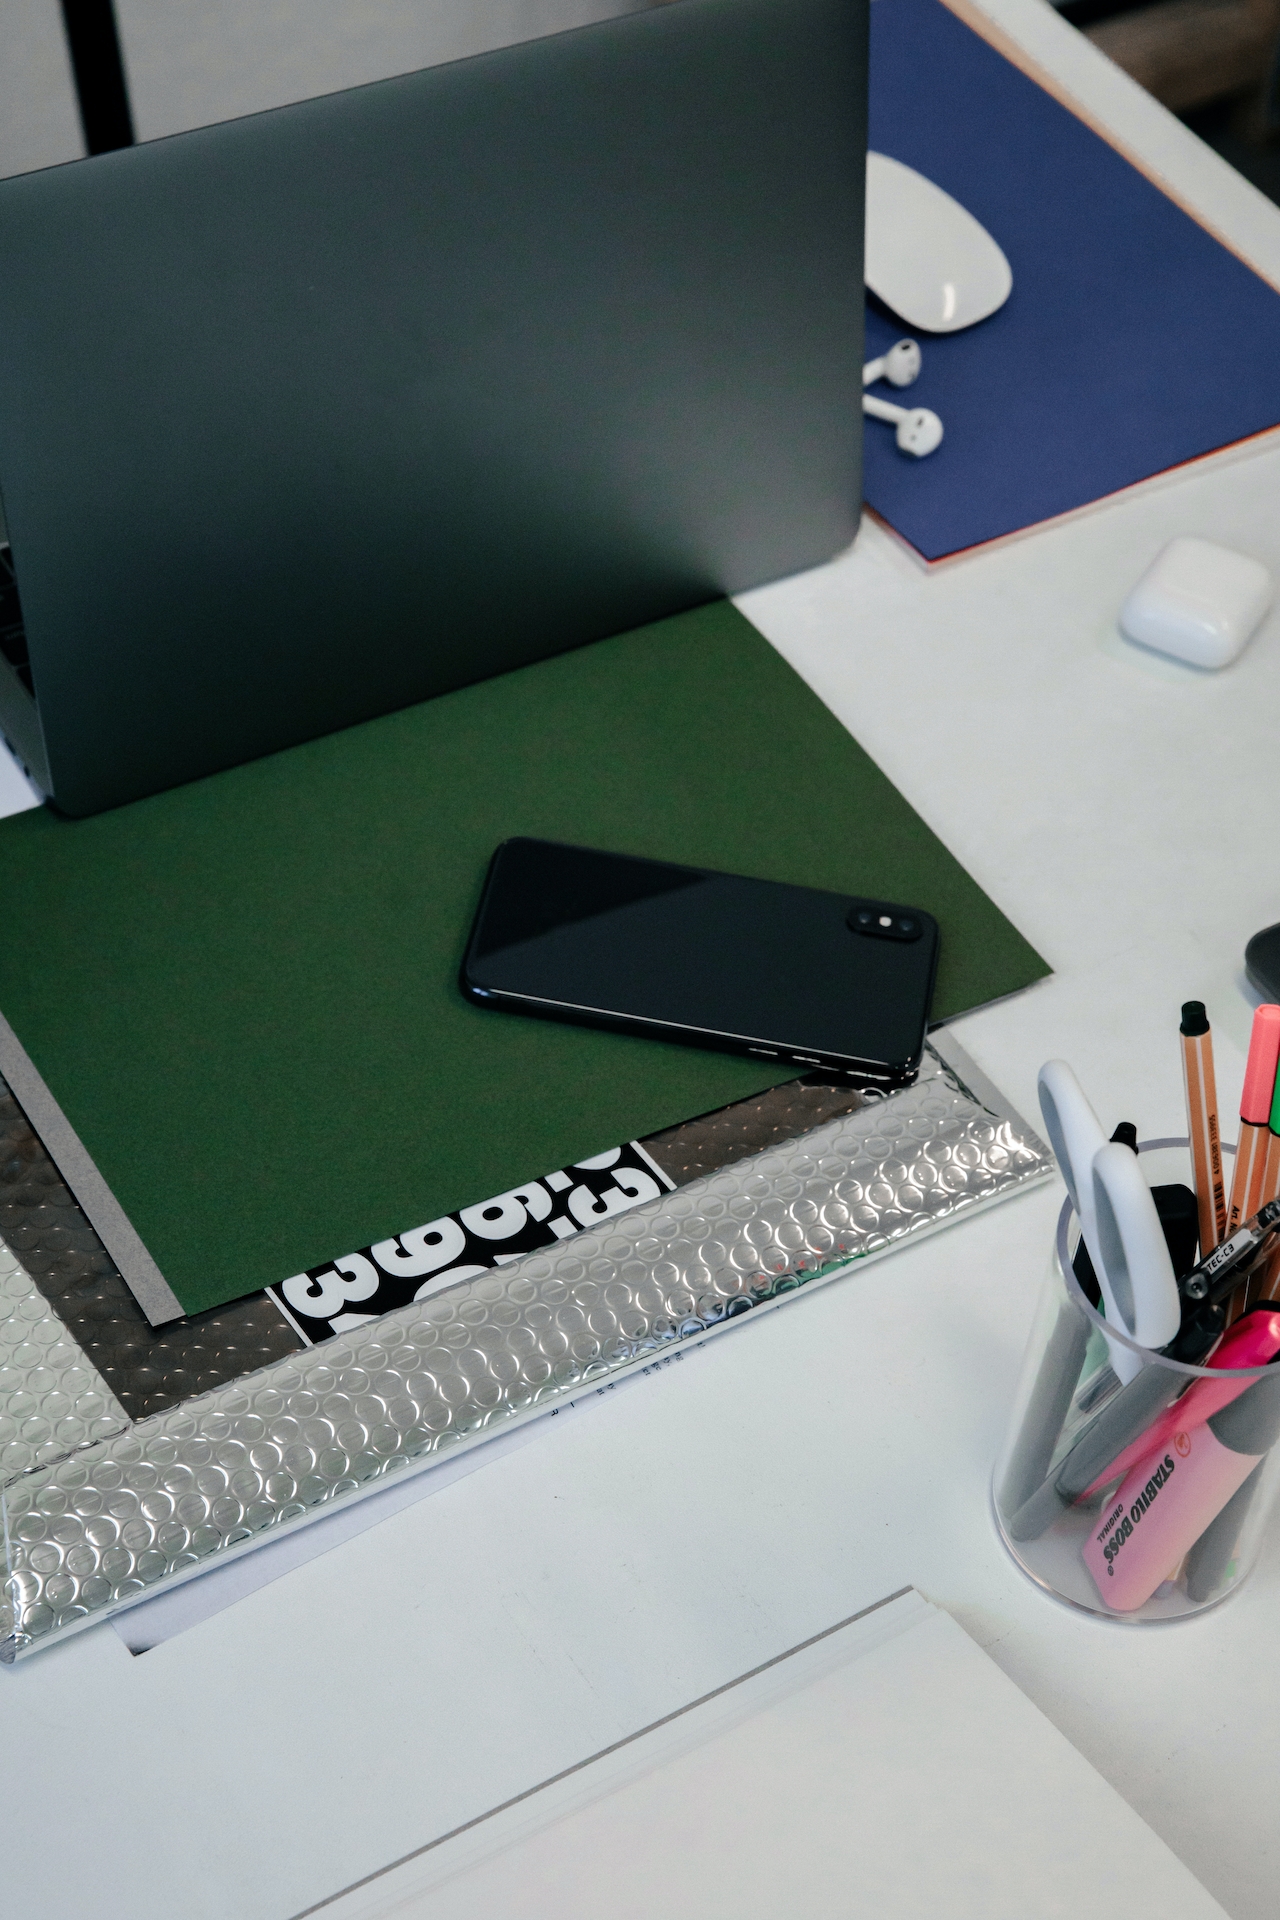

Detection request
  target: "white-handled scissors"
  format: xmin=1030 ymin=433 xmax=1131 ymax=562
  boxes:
xmin=1038 ymin=1061 xmax=1180 ymax=1382
xmin=1091 ymin=1142 xmax=1181 ymax=1369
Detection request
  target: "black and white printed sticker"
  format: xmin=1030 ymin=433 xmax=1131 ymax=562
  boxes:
xmin=267 ymin=1142 xmax=675 ymax=1346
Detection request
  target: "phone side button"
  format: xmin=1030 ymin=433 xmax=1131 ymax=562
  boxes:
xmin=748 ymin=1046 xmax=779 ymax=1057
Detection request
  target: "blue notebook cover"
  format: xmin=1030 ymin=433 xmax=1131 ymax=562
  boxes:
xmin=863 ymin=0 xmax=1280 ymax=560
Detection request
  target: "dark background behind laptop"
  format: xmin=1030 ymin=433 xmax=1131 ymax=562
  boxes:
xmin=0 ymin=2 xmax=677 ymax=176
xmin=0 ymin=0 xmax=866 ymax=816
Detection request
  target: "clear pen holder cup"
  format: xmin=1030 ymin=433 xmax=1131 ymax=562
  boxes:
xmin=994 ymin=1138 xmax=1280 ymax=1621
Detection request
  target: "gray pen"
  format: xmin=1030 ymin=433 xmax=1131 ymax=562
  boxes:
xmin=1007 ymin=1361 xmax=1183 ymax=1541
xmin=1184 ymin=1461 xmax=1264 ymax=1602
xmin=1009 ymin=1139 xmax=1280 ymax=1542
xmin=1013 ymin=1274 xmax=1274 ymax=1543
xmin=997 ymin=1299 xmax=1091 ymax=1516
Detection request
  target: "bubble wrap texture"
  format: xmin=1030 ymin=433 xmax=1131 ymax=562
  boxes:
xmin=0 ymin=1047 xmax=1050 ymax=1659
xmin=0 ymin=1237 xmax=127 ymax=1486
xmin=0 ymin=1070 xmax=305 ymax=1418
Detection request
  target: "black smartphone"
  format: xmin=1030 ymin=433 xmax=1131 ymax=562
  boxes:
xmin=461 ymin=839 xmax=939 ymax=1085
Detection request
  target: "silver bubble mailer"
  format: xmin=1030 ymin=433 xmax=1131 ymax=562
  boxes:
xmin=0 ymin=1039 xmax=1049 ymax=1659
xmin=0 ymin=1240 xmax=128 ymax=1486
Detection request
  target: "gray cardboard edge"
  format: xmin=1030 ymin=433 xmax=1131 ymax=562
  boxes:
xmin=0 ymin=1008 xmax=184 ymax=1324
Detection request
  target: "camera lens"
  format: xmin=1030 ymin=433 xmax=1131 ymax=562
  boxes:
xmin=847 ymin=900 xmax=926 ymax=942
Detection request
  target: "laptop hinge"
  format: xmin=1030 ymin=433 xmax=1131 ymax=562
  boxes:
xmin=0 ymin=653 xmax=51 ymax=797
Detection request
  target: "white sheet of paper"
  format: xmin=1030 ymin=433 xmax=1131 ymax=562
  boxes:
xmin=111 ymin=1418 xmax=546 ymax=1653
xmin=112 ymin=1351 xmax=697 ymax=1654
xmin=315 ymin=1589 xmax=1226 ymax=1920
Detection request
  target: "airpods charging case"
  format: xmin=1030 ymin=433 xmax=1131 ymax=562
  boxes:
xmin=1119 ymin=536 xmax=1273 ymax=670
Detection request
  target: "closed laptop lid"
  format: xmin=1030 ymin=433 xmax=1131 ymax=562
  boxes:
xmin=0 ymin=0 xmax=865 ymax=815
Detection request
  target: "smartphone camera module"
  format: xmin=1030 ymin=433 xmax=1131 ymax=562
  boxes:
xmin=848 ymin=901 xmax=924 ymax=942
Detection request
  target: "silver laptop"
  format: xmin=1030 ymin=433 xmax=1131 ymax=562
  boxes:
xmin=0 ymin=0 xmax=866 ymax=817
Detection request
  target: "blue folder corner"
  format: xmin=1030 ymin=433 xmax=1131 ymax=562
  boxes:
xmin=863 ymin=0 xmax=1280 ymax=559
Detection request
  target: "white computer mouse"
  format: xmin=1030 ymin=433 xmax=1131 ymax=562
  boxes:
xmin=865 ymin=151 xmax=1012 ymax=332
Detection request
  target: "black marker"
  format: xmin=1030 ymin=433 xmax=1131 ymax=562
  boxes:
xmin=1073 ymin=1172 xmax=1199 ymax=1310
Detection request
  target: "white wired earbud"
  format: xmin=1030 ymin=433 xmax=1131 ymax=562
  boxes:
xmin=862 ymin=338 xmax=921 ymax=388
xmin=862 ymin=336 xmax=942 ymax=457
xmin=863 ymin=392 xmax=944 ymax=457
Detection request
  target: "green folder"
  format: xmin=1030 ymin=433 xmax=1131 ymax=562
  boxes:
xmin=0 ymin=601 xmax=1047 ymax=1318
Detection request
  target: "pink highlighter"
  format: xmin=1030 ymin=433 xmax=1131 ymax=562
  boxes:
xmin=1081 ymin=1308 xmax=1280 ymax=1498
xmin=1083 ymin=1362 xmax=1280 ymax=1610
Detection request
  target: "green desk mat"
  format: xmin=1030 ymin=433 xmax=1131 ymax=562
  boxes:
xmin=0 ymin=600 xmax=1047 ymax=1317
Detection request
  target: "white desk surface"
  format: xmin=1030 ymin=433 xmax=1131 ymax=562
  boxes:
xmin=5 ymin=6 xmax=1280 ymax=1915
